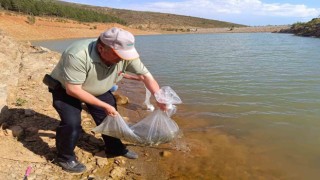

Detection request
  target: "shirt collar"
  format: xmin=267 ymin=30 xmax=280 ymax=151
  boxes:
xmin=90 ymin=41 xmax=102 ymax=64
xmin=90 ymin=41 xmax=115 ymax=69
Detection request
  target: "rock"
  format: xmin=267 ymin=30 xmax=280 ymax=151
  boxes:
xmin=77 ymin=150 xmax=93 ymax=163
xmin=89 ymin=136 xmax=103 ymax=145
xmin=82 ymin=117 xmax=92 ymax=122
xmin=5 ymin=125 xmax=24 ymax=137
xmin=24 ymin=136 xmax=38 ymax=142
xmin=114 ymin=159 xmax=120 ymax=165
xmin=44 ymin=164 xmax=52 ymax=170
xmin=87 ymin=174 xmax=95 ymax=180
xmin=38 ymin=130 xmax=56 ymax=138
xmin=0 ymin=122 xmax=8 ymax=129
xmin=34 ymin=168 xmax=43 ymax=174
xmin=96 ymin=158 xmax=108 ymax=167
xmin=91 ymin=169 xmax=98 ymax=173
xmin=160 ymin=151 xmax=172 ymax=157
xmin=24 ymin=109 xmax=36 ymax=116
xmin=0 ymin=84 xmax=8 ymax=121
xmin=25 ymin=127 xmax=39 ymax=135
xmin=114 ymin=94 xmax=129 ymax=105
xmin=39 ymin=46 xmax=51 ymax=53
xmin=110 ymin=167 xmax=126 ymax=179
xmin=94 ymin=150 xmax=106 ymax=158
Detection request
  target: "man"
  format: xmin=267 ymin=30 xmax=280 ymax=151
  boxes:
xmin=109 ymin=72 xmax=141 ymax=92
xmin=47 ymin=27 xmax=166 ymax=173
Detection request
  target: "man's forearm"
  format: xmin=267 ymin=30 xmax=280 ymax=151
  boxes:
xmin=65 ymin=83 xmax=118 ymax=116
xmin=141 ymin=73 xmax=160 ymax=95
xmin=65 ymin=83 xmax=107 ymax=108
xmin=141 ymin=73 xmax=167 ymax=111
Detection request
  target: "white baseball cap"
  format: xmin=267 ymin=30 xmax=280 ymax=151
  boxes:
xmin=100 ymin=27 xmax=139 ymax=60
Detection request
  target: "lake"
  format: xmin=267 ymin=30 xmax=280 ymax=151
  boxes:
xmin=33 ymin=33 xmax=320 ymax=179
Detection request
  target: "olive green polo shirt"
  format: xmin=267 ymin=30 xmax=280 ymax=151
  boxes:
xmin=50 ymin=39 xmax=149 ymax=96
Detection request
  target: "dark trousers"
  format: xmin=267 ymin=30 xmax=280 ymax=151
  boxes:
xmin=51 ymin=87 xmax=127 ymax=162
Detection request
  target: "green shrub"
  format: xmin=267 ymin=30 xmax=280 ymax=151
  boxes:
xmin=0 ymin=0 xmax=127 ymax=25
xmin=26 ymin=15 xmax=35 ymax=24
xmin=16 ymin=98 xmax=27 ymax=106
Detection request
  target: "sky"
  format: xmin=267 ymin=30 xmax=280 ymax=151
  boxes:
xmin=61 ymin=0 xmax=320 ymax=26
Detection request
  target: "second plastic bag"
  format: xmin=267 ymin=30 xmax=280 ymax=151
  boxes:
xmin=131 ymin=109 xmax=179 ymax=145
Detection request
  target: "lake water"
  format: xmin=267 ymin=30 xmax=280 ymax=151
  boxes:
xmin=33 ymin=33 xmax=320 ymax=179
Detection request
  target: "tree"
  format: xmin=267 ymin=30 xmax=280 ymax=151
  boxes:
xmin=0 ymin=0 xmax=13 ymax=10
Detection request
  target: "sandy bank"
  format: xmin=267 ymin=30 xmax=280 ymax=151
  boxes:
xmin=0 ymin=11 xmax=159 ymax=41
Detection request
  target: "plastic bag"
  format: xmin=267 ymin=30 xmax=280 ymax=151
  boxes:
xmin=131 ymin=109 xmax=179 ymax=145
xmin=92 ymin=114 xmax=141 ymax=143
xmin=154 ymin=86 xmax=182 ymax=105
xmin=92 ymin=86 xmax=182 ymax=145
xmin=143 ymin=87 xmax=155 ymax=111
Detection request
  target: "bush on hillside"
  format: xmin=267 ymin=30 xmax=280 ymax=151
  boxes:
xmin=0 ymin=0 xmax=126 ymax=25
xmin=26 ymin=15 xmax=35 ymax=24
xmin=290 ymin=18 xmax=320 ymax=37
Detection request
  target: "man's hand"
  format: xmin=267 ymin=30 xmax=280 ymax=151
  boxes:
xmin=65 ymin=83 xmax=119 ymax=117
xmin=103 ymin=104 xmax=118 ymax=117
xmin=156 ymin=102 xmax=167 ymax=112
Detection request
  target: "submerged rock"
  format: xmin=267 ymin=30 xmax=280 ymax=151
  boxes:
xmin=114 ymin=94 xmax=129 ymax=105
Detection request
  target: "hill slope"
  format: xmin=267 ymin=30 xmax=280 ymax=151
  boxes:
xmin=56 ymin=1 xmax=246 ymax=32
xmin=105 ymin=9 xmax=247 ymax=31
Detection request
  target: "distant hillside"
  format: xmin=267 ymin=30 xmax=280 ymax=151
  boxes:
xmin=279 ymin=18 xmax=320 ymax=38
xmin=56 ymin=1 xmax=246 ymax=32
xmin=105 ymin=9 xmax=247 ymax=31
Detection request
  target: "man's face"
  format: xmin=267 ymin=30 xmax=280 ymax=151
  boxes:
xmin=98 ymin=44 xmax=122 ymax=65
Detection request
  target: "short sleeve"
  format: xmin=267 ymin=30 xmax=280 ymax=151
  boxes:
xmin=125 ymin=58 xmax=149 ymax=75
xmin=62 ymin=54 xmax=86 ymax=84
